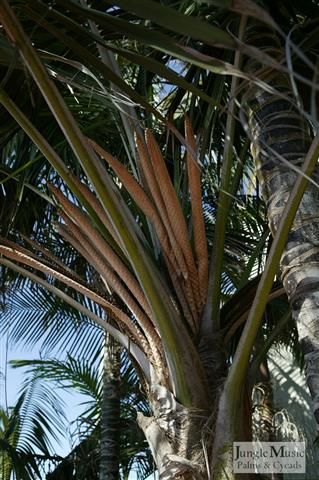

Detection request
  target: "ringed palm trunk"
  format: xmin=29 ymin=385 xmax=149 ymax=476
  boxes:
xmin=100 ymin=334 xmax=121 ymax=480
xmin=242 ymin=25 xmax=319 ymax=432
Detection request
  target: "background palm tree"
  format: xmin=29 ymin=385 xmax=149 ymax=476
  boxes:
xmin=0 ymin=15 xmax=160 ymax=477
xmin=1 ymin=262 xmax=156 ymax=479
xmin=0 ymin=0 xmax=319 ymax=478
xmin=7 ymin=351 xmax=153 ymax=480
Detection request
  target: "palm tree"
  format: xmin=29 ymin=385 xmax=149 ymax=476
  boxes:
xmin=0 ymin=0 xmax=319 ymax=478
xmin=0 ymin=18 xmax=158 ymax=477
xmin=1 ymin=298 xmax=155 ymax=480
xmin=242 ymin=23 xmax=319 ymax=424
xmin=1 ymin=276 xmax=155 ymax=479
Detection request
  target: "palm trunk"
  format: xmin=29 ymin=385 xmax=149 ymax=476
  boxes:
xmin=99 ymin=334 xmax=121 ymax=480
xmin=242 ymin=25 xmax=319 ymax=433
xmin=137 ymin=390 xmax=209 ymax=479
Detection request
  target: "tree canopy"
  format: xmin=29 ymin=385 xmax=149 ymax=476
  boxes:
xmin=1 ymin=0 xmax=319 ymax=478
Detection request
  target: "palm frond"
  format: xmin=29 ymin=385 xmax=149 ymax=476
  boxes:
xmin=0 ymin=280 xmax=102 ymax=358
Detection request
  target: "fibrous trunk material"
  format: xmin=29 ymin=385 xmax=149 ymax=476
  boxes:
xmin=99 ymin=334 xmax=121 ymax=480
xmin=137 ymin=384 xmax=209 ymax=479
xmin=243 ymin=25 xmax=319 ymax=432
